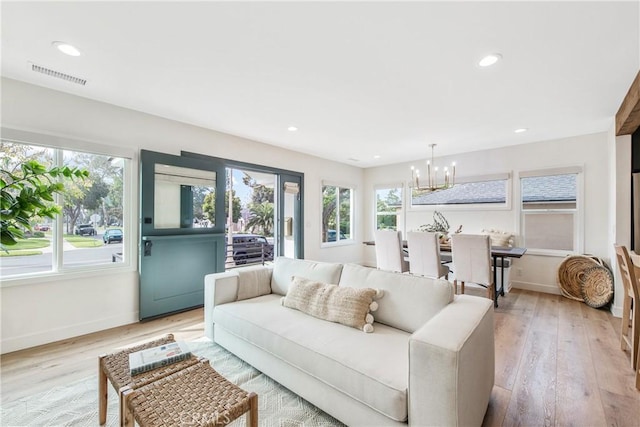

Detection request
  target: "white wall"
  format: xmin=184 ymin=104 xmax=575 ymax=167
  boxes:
xmin=611 ymin=133 xmax=632 ymax=316
xmin=363 ymin=132 xmax=613 ymax=296
xmin=0 ymin=78 xmax=364 ymax=353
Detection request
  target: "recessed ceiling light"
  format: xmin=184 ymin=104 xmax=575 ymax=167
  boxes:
xmin=373 ymin=155 xmax=381 ymax=159
xmin=478 ymin=53 xmax=502 ymax=67
xmin=514 ymin=128 xmax=528 ymax=133
xmin=287 ymin=126 xmax=298 ymax=132
xmin=52 ymin=41 xmax=81 ymax=57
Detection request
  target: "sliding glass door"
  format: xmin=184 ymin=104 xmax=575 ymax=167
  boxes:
xmin=182 ymin=151 xmax=304 ymax=265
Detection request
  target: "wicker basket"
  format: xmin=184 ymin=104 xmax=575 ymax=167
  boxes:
xmin=557 ymin=255 xmax=603 ymax=302
xmin=580 ymin=265 xmax=614 ymax=308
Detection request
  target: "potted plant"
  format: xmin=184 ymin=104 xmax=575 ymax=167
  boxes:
xmin=1 ymin=159 xmax=88 ymax=249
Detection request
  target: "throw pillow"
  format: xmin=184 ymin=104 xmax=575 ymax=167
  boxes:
xmin=282 ymin=276 xmax=383 ymax=333
xmin=481 ymin=229 xmax=514 ymax=247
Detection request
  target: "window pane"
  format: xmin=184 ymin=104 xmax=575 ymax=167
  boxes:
xmin=521 ymin=173 xmax=578 ymax=251
xmin=521 ymin=174 xmax=576 ymax=207
xmin=63 ymin=150 xmax=126 ymax=268
xmin=154 ymin=164 xmax=216 ymax=229
xmin=339 ymin=188 xmax=351 ymax=239
xmin=411 ymin=180 xmax=506 ymax=206
xmin=523 ymin=213 xmax=574 ymax=250
xmin=376 ymin=187 xmax=402 ymax=230
xmin=322 ymin=185 xmax=353 ymax=243
xmin=322 ymin=186 xmax=337 ymax=243
xmin=0 ymin=142 xmax=55 ymax=276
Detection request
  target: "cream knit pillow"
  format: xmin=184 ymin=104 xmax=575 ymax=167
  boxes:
xmin=481 ymin=229 xmax=514 ymax=247
xmin=282 ymin=276 xmax=383 ymax=333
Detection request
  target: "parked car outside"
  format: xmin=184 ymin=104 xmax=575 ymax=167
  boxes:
xmin=34 ymin=224 xmax=50 ymax=231
xmin=103 ymin=228 xmax=123 ymax=244
xmin=326 ymin=229 xmax=347 ymax=242
xmin=74 ymin=224 xmax=96 ymax=236
xmin=229 ymin=234 xmax=274 ymax=264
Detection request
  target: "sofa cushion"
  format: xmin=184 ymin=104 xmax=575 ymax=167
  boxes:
xmin=236 ymin=265 xmax=273 ymax=300
xmin=213 ymin=294 xmax=410 ymax=421
xmin=283 ymin=276 xmax=379 ymax=332
xmin=339 ymin=263 xmax=454 ymax=333
xmin=270 ymin=257 xmax=343 ymax=296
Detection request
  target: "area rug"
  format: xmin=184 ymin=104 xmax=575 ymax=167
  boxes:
xmin=1 ymin=339 xmax=344 ymax=426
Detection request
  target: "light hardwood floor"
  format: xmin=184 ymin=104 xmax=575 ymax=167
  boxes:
xmin=1 ymin=290 xmax=639 ymax=426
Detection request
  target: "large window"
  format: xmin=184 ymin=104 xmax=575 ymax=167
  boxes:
xmin=411 ymin=174 xmax=510 ymax=207
xmin=520 ymin=168 xmax=581 ymax=253
xmin=322 ymin=184 xmax=353 ymax=244
xmin=375 ymin=186 xmax=402 ymax=230
xmin=1 ymin=138 xmax=130 ymax=279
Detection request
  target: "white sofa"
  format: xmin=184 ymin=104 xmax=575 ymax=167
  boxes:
xmin=204 ymin=257 xmax=494 ymax=426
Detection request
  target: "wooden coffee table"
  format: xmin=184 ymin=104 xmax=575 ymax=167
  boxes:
xmin=121 ymin=359 xmax=258 ymax=427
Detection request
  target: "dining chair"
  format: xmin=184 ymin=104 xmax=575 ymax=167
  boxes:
xmin=614 ymin=244 xmax=640 ymax=371
xmin=374 ymin=229 xmax=409 ymax=273
xmin=451 ymin=234 xmax=493 ymax=301
xmin=406 ymin=231 xmax=450 ymax=279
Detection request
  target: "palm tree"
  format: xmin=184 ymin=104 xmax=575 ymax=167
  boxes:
xmin=247 ymin=202 xmax=274 ymax=236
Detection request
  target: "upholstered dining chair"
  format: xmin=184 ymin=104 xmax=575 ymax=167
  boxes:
xmin=374 ymin=229 xmax=409 ymax=273
xmin=614 ymin=245 xmax=640 ymax=372
xmin=451 ymin=234 xmax=494 ymax=301
xmin=406 ymin=231 xmax=450 ymax=279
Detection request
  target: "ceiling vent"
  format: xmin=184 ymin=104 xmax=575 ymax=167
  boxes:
xmin=347 ymin=158 xmax=360 ymax=162
xmin=30 ymin=63 xmax=86 ymax=86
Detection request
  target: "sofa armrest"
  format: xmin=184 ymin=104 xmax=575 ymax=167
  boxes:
xmin=204 ymin=271 xmax=241 ymax=340
xmin=204 ymin=265 xmax=274 ymax=340
xmin=408 ymin=295 xmax=494 ymax=427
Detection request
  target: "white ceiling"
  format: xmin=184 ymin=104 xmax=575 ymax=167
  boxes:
xmin=2 ymin=1 xmax=639 ymax=168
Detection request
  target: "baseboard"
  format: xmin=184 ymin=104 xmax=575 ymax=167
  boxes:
xmin=610 ymin=303 xmax=622 ymax=318
xmin=1 ymin=311 xmax=139 ymax=354
xmin=511 ymin=280 xmax=562 ymax=295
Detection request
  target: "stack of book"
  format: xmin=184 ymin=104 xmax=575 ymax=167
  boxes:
xmin=129 ymin=341 xmax=191 ymax=376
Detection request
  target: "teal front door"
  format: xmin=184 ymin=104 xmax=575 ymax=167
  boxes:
xmin=139 ymin=150 xmax=226 ymax=320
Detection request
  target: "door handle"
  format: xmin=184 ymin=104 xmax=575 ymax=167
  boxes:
xmin=144 ymin=240 xmax=153 ymax=256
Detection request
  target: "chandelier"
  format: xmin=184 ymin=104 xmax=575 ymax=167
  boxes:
xmin=410 ymin=144 xmax=456 ymax=192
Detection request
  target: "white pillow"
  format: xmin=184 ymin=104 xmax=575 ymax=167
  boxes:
xmin=481 ymin=229 xmax=514 ymax=247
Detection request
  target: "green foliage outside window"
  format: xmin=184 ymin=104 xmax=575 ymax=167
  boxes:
xmin=1 ymin=158 xmax=88 ymax=248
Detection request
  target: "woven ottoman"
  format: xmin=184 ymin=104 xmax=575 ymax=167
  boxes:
xmin=121 ymin=359 xmax=258 ymax=427
xmin=98 ymin=334 xmax=199 ymax=425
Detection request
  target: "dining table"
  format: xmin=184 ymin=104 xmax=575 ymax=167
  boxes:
xmin=363 ymin=240 xmax=527 ymax=307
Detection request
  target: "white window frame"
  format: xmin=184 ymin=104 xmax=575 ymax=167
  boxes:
xmin=408 ymin=172 xmax=512 ymax=211
xmin=320 ymin=180 xmax=355 ymax=247
xmin=374 ymin=183 xmax=404 ymax=234
xmin=518 ymin=166 xmax=584 ymax=256
xmin=1 ymin=128 xmax=136 ymax=286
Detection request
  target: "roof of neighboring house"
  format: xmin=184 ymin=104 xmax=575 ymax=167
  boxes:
xmin=412 ymin=174 xmax=576 ymax=205
xmin=521 ymin=174 xmax=576 ymax=202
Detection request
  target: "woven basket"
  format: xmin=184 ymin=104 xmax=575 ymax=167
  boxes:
xmin=557 ymin=255 xmax=603 ymax=301
xmin=580 ymin=265 xmax=614 ymax=308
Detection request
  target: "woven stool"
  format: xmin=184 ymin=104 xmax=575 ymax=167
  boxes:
xmin=121 ymin=359 xmax=258 ymax=427
xmin=98 ymin=334 xmax=199 ymax=426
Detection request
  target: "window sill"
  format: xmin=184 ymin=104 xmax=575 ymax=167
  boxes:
xmin=408 ymin=203 xmax=511 ymax=212
xmin=523 ymin=249 xmax=578 ymax=257
xmin=0 ymin=263 xmax=136 ymax=288
xmin=320 ymin=239 xmax=356 ymax=248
